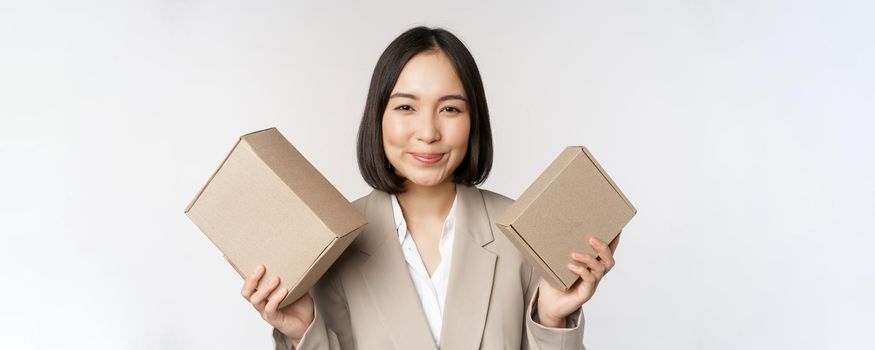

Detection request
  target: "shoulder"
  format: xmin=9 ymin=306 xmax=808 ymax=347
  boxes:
xmin=477 ymin=186 xmax=513 ymax=204
xmin=348 ymin=185 xmax=515 ymax=219
xmin=476 ymin=187 xmax=515 ymax=215
xmin=350 ymin=186 xmax=515 ymax=213
xmin=352 ymin=193 xmax=369 ymax=212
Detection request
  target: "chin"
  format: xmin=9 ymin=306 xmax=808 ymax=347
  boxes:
xmin=407 ymin=173 xmax=448 ymax=187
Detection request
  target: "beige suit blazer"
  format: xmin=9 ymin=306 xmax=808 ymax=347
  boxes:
xmin=272 ymin=185 xmax=586 ymax=350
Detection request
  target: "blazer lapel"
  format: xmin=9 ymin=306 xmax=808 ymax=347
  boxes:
xmin=439 ymin=185 xmax=497 ymax=350
xmin=357 ymin=190 xmax=438 ymax=350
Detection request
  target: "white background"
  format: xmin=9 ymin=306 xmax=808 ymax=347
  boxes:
xmin=2 ymin=1 xmax=873 ymax=349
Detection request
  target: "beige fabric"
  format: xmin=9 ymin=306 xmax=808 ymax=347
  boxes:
xmin=272 ymin=185 xmax=586 ymax=350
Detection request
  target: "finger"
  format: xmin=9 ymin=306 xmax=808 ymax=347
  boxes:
xmin=567 ymin=261 xmax=597 ymax=285
xmin=263 ymin=287 xmax=288 ymax=319
xmin=589 ymin=237 xmax=616 ymax=272
xmin=609 ymin=231 xmax=621 ymax=253
xmin=241 ymin=264 xmax=266 ymax=299
xmin=571 ymin=252 xmax=606 ymax=279
xmin=572 ymin=252 xmax=606 ymax=279
xmin=250 ymin=275 xmax=280 ymax=311
xmin=288 ymin=293 xmax=314 ymax=326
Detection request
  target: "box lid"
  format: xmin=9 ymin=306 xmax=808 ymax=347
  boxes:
xmin=495 ymin=146 xmax=580 ymax=227
xmin=185 ymin=127 xmax=366 ymax=237
xmin=239 ymin=128 xmax=366 ymax=237
xmin=494 ymin=146 xmax=636 ymax=290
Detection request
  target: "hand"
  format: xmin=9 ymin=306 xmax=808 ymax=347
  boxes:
xmin=536 ymin=232 xmax=621 ymax=328
xmin=241 ymin=264 xmax=315 ymax=347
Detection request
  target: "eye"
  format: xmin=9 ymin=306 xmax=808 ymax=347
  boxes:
xmin=395 ymin=105 xmax=414 ymax=112
xmin=441 ymin=106 xmax=462 ymax=113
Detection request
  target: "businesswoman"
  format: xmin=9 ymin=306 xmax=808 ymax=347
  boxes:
xmin=241 ymin=27 xmax=621 ymax=350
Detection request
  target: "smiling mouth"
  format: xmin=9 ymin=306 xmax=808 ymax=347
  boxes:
xmin=410 ymin=152 xmax=444 ymax=165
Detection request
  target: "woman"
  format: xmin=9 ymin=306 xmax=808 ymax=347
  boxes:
xmin=241 ymin=26 xmax=620 ymax=350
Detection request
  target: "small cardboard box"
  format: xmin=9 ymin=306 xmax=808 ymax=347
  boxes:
xmin=185 ymin=127 xmax=366 ymax=308
xmin=495 ymin=146 xmax=636 ymax=291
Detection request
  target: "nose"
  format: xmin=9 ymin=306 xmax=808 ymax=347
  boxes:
xmin=415 ymin=112 xmax=441 ymax=144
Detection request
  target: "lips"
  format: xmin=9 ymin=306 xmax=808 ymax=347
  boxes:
xmin=410 ymin=152 xmax=444 ymax=165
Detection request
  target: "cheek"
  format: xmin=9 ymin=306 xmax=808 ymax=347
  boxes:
xmin=446 ymin=117 xmax=471 ymax=152
xmin=382 ymin=115 xmax=408 ymax=160
xmin=382 ymin=115 xmax=400 ymax=146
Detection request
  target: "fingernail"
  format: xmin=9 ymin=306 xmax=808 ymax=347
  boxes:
xmin=257 ymin=264 xmax=265 ymax=273
xmin=571 ymin=252 xmax=581 ymax=260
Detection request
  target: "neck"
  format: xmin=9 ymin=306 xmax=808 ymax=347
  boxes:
xmin=396 ymin=180 xmax=457 ymax=221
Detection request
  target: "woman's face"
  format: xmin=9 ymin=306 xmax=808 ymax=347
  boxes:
xmin=382 ymin=50 xmax=471 ymax=188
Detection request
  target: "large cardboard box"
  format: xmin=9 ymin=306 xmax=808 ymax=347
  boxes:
xmin=185 ymin=127 xmax=366 ymax=308
xmin=495 ymin=146 xmax=636 ymax=291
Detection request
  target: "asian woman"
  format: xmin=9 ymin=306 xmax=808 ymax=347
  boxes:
xmin=241 ymin=26 xmax=620 ymax=350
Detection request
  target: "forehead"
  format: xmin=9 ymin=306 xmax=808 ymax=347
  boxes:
xmin=392 ymin=50 xmax=465 ymax=97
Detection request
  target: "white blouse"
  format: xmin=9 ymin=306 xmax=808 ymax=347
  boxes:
xmin=389 ymin=192 xmax=458 ymax=346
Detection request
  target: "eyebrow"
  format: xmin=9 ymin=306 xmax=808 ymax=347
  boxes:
xmin=388 ymin=92 xmax=468 ymax=103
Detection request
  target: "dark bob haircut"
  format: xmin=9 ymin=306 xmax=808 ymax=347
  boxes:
xmin=356 ymin=26 xmax=493 ymax=194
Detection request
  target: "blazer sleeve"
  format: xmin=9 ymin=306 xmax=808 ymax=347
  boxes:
xmin=271 ymin=270 xmax=353 ymax=350
xmin=522 ymin=264 xmax=586 ymax=350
